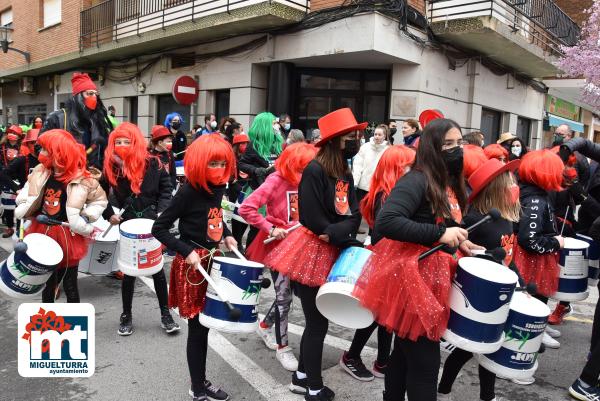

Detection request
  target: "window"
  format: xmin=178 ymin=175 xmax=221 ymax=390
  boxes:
xmin=42 ymin=0 xmax=61 ymax=28
xmin=215 ymin=90 xmax=230 ymax=123
xmin=517 ymin=116 xmax=532 ymax=146
xmin=480 ymin=108 xmax=502 ymax=145
xmin=1 ymin=8 xmax=13 ymax=42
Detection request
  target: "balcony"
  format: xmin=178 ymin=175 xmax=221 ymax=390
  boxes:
xmin=80 ymin=0 xmax=309 ymax=55
xmin=428 ymin=0 xmax=580 ymax=78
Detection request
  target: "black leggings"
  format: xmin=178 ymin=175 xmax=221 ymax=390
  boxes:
xmin=348 ymin=321 xmax=393 ymax=366
xmin=122 ymin=269 xmax=169 ymax=315
xmin=296 ymin=282 xmax=329 ymax=390
xmin=384 ymin=336 xmax=440 ymax=401
xmin=188 ymin=315 xmax=210 ymax=395
xmin=3 ymin=209 xmax=14 ymax=229
xmin=438 ymin=348 xmax=496 ymax=401
xmin=231 ymin=220 xmax=247 ymax=252
xmin=42 ymin=267 xmax=80 ymax=303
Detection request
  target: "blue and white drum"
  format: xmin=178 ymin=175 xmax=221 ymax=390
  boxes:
xmin=477 ymin=292 xmax=550 ymax=380
xmin=443 ymin=257 xmax=518 ymax=354
xmin=553 ymin=237 xmax=589 ymax=302
xmin=316 ymin=246 xmax=374 ymax=329
xmin=199 ymin=256 xmax=265 ymax=333
xmin=0 ymin=187 xmax=16 ymax=211
xmin=175 ymin=160 xmax=185 ymax=177
xmin=576 ymin=233 xmax=600 ymax=286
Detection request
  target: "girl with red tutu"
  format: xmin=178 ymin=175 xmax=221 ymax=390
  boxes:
xmin=152 ymin=134 xmax=237 ymax=401
xmin=101 ymin=123 xmax=178 ymax=336
xmin=339 ymin=145 xmax=415 ymax=382
xmin=14 ymin=129 xmax=108 ymax=302
xmin=264 ymin=108 xmax=364 ymax=401
xmin=238 ymin=142 xmax=317 ymax=371
xmin=513 ymin=149 xmax=565 ymax=348
xmin=353 ymin=118 xmax=481 ymax=401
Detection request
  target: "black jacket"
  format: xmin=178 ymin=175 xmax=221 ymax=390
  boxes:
xmin=150 ymin=148 xmax=177 ymax=189
xmin=299 ymin=160 xmax=361 ymax=248
xmin=101 ymin=157 xmax=173 ymax=221
xmin=516 ymin=183 xmax=560 ymax=254
xmin=238 ymin=142 xmax=273 ymax=190
xmin=0 ymin=154 xmax=39 ymax=191
xmin=172 ymin=129 xmax=187 ymax=161
xmin=561 ymin=137 xmax=591 ymax=186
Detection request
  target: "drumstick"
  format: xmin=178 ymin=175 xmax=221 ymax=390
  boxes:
xmin=263 ymin=223 xmax=302 ymax=244
xmin=102 ymin=208 xmax=124 ymax=238
xmin=14 ymin=219 xmax=27 ymax=253
xmin=229 ymin=245 xmax=247 ymax=261
xmin=559 ymin=205 xmax=570 ymax=237
xmin=36 ymin=214 xmax=71 ymax=227
xmin=194 ymin=262 xmax=242 ymax=320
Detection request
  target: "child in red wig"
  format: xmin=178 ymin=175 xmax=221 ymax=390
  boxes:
xmin=15 ymin=129 xmax=107 ymax=302
xmin=238 ymin=142 xmax=317 ymax=371
xmin=152 ymin=134 xmax=237 ymax=401
xmin=101 ymin=122 xmax=177 ymax=336
xmin=483 ymin=143 xmax=509 ymax=163
xmin=463 ymin=144 xmax=488 ymax=179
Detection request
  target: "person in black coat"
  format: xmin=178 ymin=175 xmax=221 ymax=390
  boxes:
xmin=149 ymin=125 xmax=177 ymax=190
xmin=164 ymin=112 xmax=187 ymax=160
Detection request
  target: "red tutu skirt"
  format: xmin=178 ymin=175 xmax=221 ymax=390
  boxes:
xmin=263 ymin=227 xmax=340 ymax=287
xmin=353 ymin=238 xmax=460 ymax=342
xmin=513 ymin=244 xmax=559 ymax=297
xmin=246 ymin=223 xmax=296 ymax=265
xmin=27 ymin=219 xmax=89 ymax=269
xmin=168 ymin=248 xmax=212 ymax=319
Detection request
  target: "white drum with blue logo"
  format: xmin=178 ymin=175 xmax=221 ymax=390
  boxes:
xmin=443 ymin=257 xmax=518 ymax=354
xmin=199 ymin=256 xmax=265 ymax=333
xmin=552 ymin=237 xmax=589 ymax=302
xmin=576 ymin=233 xmax=600 ymax=287
xmin=316 ymin=246 xmax=374 ymax=329
xmin=477 ymin=292 xmax=550 ymax=380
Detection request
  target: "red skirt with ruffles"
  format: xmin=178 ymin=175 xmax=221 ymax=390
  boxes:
xmin=27 ymin=219 xmax=89 ymax=269
xmin=245 ymin=222 xmax=296 ymax=265
xmin=168 ymin=248 xmax=212 ymax=319
xmin=513 ymin=244 xmax=559 ymax=297
xmin=263 ymin=226 xmax=340 ymax=287
xmin=353 ymin=238 xmax=460 ymax=342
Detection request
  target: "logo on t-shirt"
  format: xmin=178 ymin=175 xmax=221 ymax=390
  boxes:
xmin=501 ymin=233 xmax=515 ymax=266
xmin=335 ymin=180 xmax=350 ymax=216
xmin=207 ymin=207 xmax=224 ymax=242
xmin=447 ymin=188 xmax=462 ymax=223
xmin=43 ymin=189 xmax=62 ymax=217
xmin=287 ymin=191 xmax=299 ymax=223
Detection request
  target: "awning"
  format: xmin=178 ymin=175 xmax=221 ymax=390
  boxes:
xmin=548 ymin=114 xmax=585 ymax=133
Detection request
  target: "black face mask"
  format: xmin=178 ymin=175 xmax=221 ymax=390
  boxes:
xmin=442 ymin=146 xmax=464 ymax=176
xmin=343 ymin=139 xmax=360 ymax=159
xmin=171 ymin=122 xmax=181 ymax=130
xmin=552 ymin=133 xmax=564 ymax=147
xmin=390 ymin=128 xmax=397 ymax=136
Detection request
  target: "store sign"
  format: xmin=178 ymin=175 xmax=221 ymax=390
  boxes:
xmin=545 ymin=95 xmax=580 ymax=121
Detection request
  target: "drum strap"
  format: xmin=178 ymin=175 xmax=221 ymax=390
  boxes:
xmin=185 ymin=245 xmax=224 ymax=286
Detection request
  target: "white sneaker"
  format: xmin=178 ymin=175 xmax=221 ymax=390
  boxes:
xmin=256 ymin=325 xmax=277 ymax=350
xmin=545 ymin=325 xmax=561 ymax=338
xmin=438 ymin=392 xmax=452 ymax=401
xmin=512 ymin=376 xmax=535 ymax=385
xmin=276 ymin=346 xmax=299 ymax=371
xmin=542 ymin=332 xmax=560 ymax=349
xmin=440 ymin=339 xmax=456 ymax=354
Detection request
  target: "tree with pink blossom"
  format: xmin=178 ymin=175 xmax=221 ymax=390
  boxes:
xmin=557 ymin=0 xmax=600 ymax=108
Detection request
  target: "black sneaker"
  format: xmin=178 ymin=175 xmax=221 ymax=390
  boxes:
xmin=160 ymin=312 xmax=180 ymax=334
xmin=118 ymin=313 xmax=133 ymax=336
xmin=289 ymin=371 xmax=308 ymax=395
xmin=189 ymin=382 xmax=229 ymax=401
xmin=569 ymin=378 xmax=600 ymax=400
xmin=339 ymin=351 xmax=374 ymax=381
xmin=305 ymin=386 xmax=335 ymax=401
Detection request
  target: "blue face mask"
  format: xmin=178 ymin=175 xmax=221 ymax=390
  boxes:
xmin=284 ymin=123 xmax=291 ymax=131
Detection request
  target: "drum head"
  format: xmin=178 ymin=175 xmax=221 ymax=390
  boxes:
xmin=120 ymin=218 xmax=155 ymax=235
xmin=458 ymin=257 xmax=518 ymax=285
xmin=212 ymin=256 xmax=264 ymax=269
xmin=564 ymin=237 xmax=590 ymax=250
xmin=92 ymin=217 xmax=119 ymax=242
xmin=24 ymin=233 xmax=63 ymax=266
xmin=510 ymin=291 xmax=550 ymax=317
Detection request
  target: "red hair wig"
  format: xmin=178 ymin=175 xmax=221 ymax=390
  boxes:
xmin=37 ymin=129 xmax=89 ymax=183
xmin=519 ymin=149 xmax=564 ymax=192
xmin=185 ymin=133 xmax=236 ymax=193
xmin=103 ymin=122 xmax=149 ymax=195
xmin=275 ymin=142 xmax=318 ymax=186
xmin=483 ymin=144 xmax=509 ymax=161
xmin=463 ymin=144 xmax=488 ymax=179
xmin=360 ymin=145 xmax=415 ymax=227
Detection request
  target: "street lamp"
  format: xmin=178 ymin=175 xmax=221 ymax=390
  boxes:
xmin=0 ymin=26 xmax=30 ymax=63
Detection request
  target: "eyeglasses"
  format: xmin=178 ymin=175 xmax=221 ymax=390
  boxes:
xmin=83 ymin=90 xmax=99 ymax=97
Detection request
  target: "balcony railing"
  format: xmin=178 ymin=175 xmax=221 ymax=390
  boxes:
xmin=80 ymin=0 xmax=310 ymax=51
xmin=429 ymin=0 xmax=580 ymax=55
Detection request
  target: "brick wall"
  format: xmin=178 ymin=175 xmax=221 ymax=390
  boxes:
xmin=0 ymin=0 xmax=86 ymax=72
xmin=555 ymin=0 xmax=593 ymax=27
xmin=311 ymin=0 xmax=426 ymax=15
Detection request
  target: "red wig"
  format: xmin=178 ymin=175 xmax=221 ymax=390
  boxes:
xmin=519 ymin=149 xmax=564 ymax=192
xmin=185 ymin=133 xmax=236 ymax=193
xmin=360 ymin=145 xmax=415 ymax=227
xmin=275 ymin=143 xmax=318 ymax=186
xmin=37 ymin=129 xmax=89 ymax=183
xmin=463 ymin=144 xmax=487 ymax=179
xmin=483 ymin=144 xmax=509 ymax=161
xmin=103 ymin=122 xmax=149 ymax=195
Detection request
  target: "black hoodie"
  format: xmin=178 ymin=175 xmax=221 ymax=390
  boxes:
xmin=516 ymin=183 xmax=560 ymax=254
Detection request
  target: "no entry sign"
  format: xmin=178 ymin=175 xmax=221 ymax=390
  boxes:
xmin=172 ymin=75 xmax=199 ymax=105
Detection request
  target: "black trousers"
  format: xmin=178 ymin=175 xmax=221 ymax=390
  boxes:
xmin=188 ymin=315 xmax=210 ymax=395
xmin=231 ymin=219 xmax=248 ymax=252
xmin=3 ymin=209 xmax=14 ymax=229
xmin=348 ymin=321 xmax=393 ymax=366
xmin=438 ymin=348 xmax=496 ymax=401
xmin=296 ymin=282 xmax=329 ymax=390
xmin=42 ymin=267 xmax=79 ymax=303
xmin=384 ymin=336 xmax=440 ymax=401
xmin=580 ymin=283 xmax=600 ymax=385
xmin=122 ymin=269 xmax=169 ymax=315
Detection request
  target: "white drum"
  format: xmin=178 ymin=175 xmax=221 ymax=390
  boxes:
xmin=117 ymin=218 xmax=163 ymax=277
xmin=78 ymin=218 xmax=119 ymax=275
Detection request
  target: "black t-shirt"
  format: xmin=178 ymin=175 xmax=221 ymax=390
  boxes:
xmin=464 ymin=209 xmax=515 ymax=266
xmin=41 ymin=176 xmax=68 ymax=222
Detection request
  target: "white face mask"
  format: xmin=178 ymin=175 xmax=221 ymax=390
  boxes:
xmin=210 ymin=121 xmax=217 ymax=129
xmin=511 ymin=146 xmax=522 ymax=157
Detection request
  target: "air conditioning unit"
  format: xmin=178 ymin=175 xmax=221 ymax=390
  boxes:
xmin=19 ymin=77 xmax=35 ymax=94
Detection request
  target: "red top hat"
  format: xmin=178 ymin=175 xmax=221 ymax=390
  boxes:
xmin=151 ymin=125 xmax=172 ymax=142
xmin=316 ymin=108 xmax=368 ymax=147
xmin=419 ymin=109 xmax=444 ymax=129
xmin=468 ymin=158 xmax=520 ymax=203
xmin=23 ymin=129 xmax=39 ymax=144
xmin=233 ymin=134 xmax=250 ymax=145
xmin=7 ymin=125 xmax=23 ymax=136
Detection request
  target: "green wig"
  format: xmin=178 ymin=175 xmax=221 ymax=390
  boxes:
xmin=248 ymin=112 xmax=282 ymax=160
